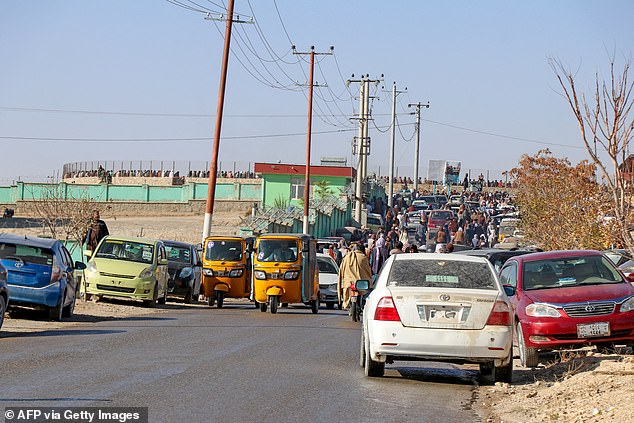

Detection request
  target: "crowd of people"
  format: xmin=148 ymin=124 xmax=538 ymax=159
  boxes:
xmin=334 ymin=188 xmax=516 ymax=309
xmin=63 ymin=167 xmax=259 ymax=183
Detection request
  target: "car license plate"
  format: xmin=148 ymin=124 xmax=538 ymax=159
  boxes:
xmin=577 ymin=322 xmax=610 ymax=338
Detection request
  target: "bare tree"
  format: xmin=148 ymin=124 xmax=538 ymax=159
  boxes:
xmin=550 ymin=56 xmax=634 ymax=250
xmin=28 ymin=184 xmax=99 ymax=257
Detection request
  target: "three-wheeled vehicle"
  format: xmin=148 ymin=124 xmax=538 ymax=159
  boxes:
xmin=252 ymin=233 xmax=319 ymax=314
xmin=202 ymin=236 xmax=254 ymax=308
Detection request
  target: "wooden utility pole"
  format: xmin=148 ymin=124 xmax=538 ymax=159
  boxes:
xmin=293 ymin=46 xmax=333 ymax=234
xmin=201 ymin=0 xmax=252 ymax=243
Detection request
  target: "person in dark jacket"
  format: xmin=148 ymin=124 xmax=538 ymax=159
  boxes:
xmin=84 ymin=210 xmax=109 ymax=251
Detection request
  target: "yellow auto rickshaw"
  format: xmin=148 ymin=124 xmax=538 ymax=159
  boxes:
xmin=202 ymin=236 xmax=254 ymax=308
xmin=252 ymin=233 xmax=319 ymax=314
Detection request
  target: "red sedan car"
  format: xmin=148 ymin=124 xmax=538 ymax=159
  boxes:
xmin=499 ymin=250 xmax=634 ymax=367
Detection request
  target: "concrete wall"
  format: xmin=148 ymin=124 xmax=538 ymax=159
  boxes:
xmin=1 ymin=180 xmax=262 ymax=204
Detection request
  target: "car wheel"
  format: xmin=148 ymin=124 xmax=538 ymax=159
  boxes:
xmin=270 ymin=296 xmax=278 ymax=314
xmin=207 ymin=294 xmax=215 ymax=307
xmin=326 ymin=302 xmax=334 ymax=310
xmin=364 ymin=334 xmax=385 ymax=377
xmin=350 ymin=301 xmax=358 ymax=322
xmin=359 ymin=330 xmax=366 ymax=368
xmin=495 ymin=356 xmax=513 ymax=383
xmin=49 ymin=294 xmax=64 ymax=321
xmin=184 ymin=289 xmax=193 ymax=304
xmin=0 ymin=295 xmax=6 ymax=330
xmin=596 ymin=343 xmax=616 ymax=354
xmin=216 ymin=291 xmax=225 ymax=309
xmin=259 ymin=301 xmax=267 ymax=312
xmin=158 ymin=285 xmax=167 ymax=305
xmin=62 ymin=292 xmax=76 ymax=318
xmin=311 ymin=298 xmax=319 ymax=314
xmin=144 ymin=284 xmax=158 ymax=308
xmin=517 ymin=322 xmax=539 ymax=368
xmin=478 ymin=362 xmax=495 ymax=385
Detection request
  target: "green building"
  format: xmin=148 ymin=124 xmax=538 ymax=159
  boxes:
xmin=254 ymin=162 xmax=354 ymax=208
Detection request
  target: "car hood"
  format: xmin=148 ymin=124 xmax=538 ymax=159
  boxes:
xmin=318 ymin=273 xmax=338 ymax=286
xmin=524 ymin=283 xmax=634 ymax=304
xmin=92 ymin=258 xmax=152 ymax=276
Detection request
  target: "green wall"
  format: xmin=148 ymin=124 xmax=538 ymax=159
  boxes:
xmin=0 ymin=181 xmax=261 ymax=204
xmin=261 ymin=174 xmax=350 ymax=208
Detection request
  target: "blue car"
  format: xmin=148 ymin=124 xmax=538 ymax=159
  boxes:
xmin=0 ymin=262 xmax=8 ymax=330
xmin=0 ymin=234 xmax=86 ymax=321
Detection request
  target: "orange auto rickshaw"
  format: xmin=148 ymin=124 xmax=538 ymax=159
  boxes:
xmin=202 ymin=236 xmax=254 ymax=308
xmin=252 ymin=233 xmax=319 ymax=314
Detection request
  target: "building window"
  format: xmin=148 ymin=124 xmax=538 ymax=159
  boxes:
xmin=291 ymin=178 xmax=304 ymax=200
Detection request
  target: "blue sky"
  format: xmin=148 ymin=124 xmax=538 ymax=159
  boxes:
xmin=1 ymin=0 xmax=632 ymax=184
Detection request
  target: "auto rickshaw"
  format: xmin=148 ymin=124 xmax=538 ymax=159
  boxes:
xmin=202 ymin=236 xmax=254 ymax=308
xmin=252 ymin=233 xmax=319 ymax=314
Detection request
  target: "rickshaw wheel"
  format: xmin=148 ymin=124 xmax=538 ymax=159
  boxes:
xmin=259 ymin=302 xmax=267 ymax=312
xmin=270 ymin=296 xmax=278 ymax=314
xmin=350 ymin=302 xmax=359 ymax=322
xmin=311 ymin=298 xmax=319 ymax=314
xmin=216 ymin=291 xmax=225 ymax=308
xmin=207 ymin=295 xmax=215 ymax=307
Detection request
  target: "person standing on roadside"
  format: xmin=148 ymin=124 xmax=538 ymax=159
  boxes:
xmin=84 ymin=210 xmax=109 ymax=251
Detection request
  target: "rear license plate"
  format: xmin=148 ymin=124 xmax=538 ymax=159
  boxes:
xmin=577 ymin=322 xmax=610 ymax=338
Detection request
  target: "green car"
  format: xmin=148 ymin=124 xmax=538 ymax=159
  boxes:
xmin=83 ymin=235 xmax=169 ymax=307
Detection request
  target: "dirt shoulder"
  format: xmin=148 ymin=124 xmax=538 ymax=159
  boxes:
xmin=477 ymin=349 xmax=634 ymax=423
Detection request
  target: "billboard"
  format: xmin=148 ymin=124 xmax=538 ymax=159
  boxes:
xmin=427 ymin=160 xmax=462 ymax=184
xmin=444 ymin=161 xmax=461 ymax=184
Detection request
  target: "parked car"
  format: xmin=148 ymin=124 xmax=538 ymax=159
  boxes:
xmin=361 ymin=253 xmax=514 ymax=383
xmin=83 ymin=235 xmax=169 ymax=307
xmin=317 ymin=253 xmax=340 ymax=309
xmin=163 ymin=240 xmax=202 ymax=303
xmin=499 ymin=250 xmax=634 ymax=367
xmin=0 ymin=233 xmax=86 ymax=321
xmin=0 ymin=262 xmax=8 ymax=330
xmin=366 ymin=213 xmax=384 ymax=233
xmin=426 ymin=210 xmax=454 ymax=232
xmin=456 ymin=248 xmax=535 ymax=272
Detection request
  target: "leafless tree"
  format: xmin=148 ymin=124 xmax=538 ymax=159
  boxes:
xmin=28 ymin=184 xmax=98 ymax=257
xmin=550 ymin=55 xmax=634 ymax=250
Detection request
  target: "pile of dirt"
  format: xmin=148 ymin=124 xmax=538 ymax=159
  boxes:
xmin=478 ymin=350 xmax=634 ymax=423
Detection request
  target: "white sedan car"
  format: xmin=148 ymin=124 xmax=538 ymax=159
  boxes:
xmin=360 ymin=253 xmax=514 ymax=383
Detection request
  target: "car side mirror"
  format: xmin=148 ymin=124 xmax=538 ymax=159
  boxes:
xmin=83 ymin=249 xmax=93 ymax=258
xmin=75 ymin=261 xmax=87 ymax=270
xmin=355 ymin=279 xmax=370 ymax=290
xmin=503 ymin=284 xmax=516 ymax=297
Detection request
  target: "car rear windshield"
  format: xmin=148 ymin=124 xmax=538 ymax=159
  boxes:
xmin=522 ymin=255 xmax=623 ymax=290
xmin=206 ymin=240 xmax=243 ymax=262
xmin=0 ymin=243 xmax=54 ymax=266
xmin=430 ymin=211 xmax=452 ymax=220
xmin=387 ymin=259 xmax=496 ymax=290
xmin=165 ymin=245 xmax=192 ymax=264
xmin=317 ymin=258 xmax=337 ymax=274
xmin=95 ymin=240 xmax=154 ymax=264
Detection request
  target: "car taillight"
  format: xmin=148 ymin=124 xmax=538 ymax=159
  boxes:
xmin=486 ymin=300 xmax=512 ymax=326
xmin=51 ymin=263 xmax=61 ymax=282
xmin=373 ymin=296 xmax=402 ymax=322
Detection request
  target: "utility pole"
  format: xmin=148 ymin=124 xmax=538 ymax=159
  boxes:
xmin=293 ymin=46 xmax=333 ymax=234
xmin=387 ymin=83 xmax=407 ymax=208
xmin=201 ymin=0 xmax=252 ymax=244
xmin=347 ymin=75 xmax=381 ymax=223
xmin=408 ymin=101 xmax=430 ymax=194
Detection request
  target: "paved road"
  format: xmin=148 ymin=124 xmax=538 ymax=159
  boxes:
xmin=0 ymin=302 xmax=481 ymax=422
